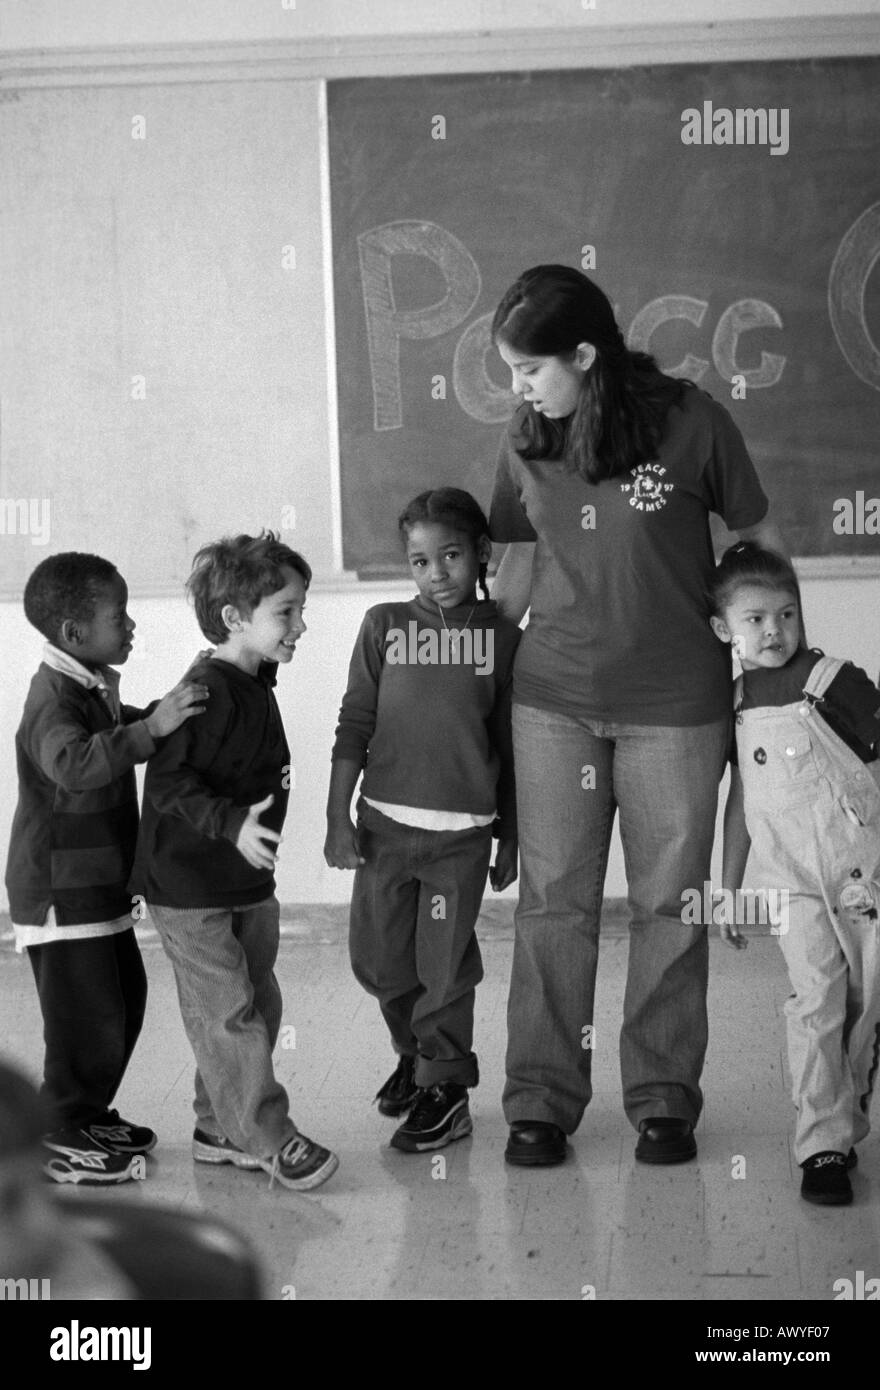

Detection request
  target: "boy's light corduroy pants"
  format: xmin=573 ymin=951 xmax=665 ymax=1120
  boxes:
xmin=148 ymin=897 xmax=297 ymax=1160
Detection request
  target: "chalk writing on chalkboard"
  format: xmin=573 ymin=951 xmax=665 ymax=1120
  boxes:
xmin=828 ymin=202 xmax=880 ymax=393
xmin=358 ymin=218 xmax=814 ymax=426
xmin=358 ymin=207 xmax=880 ymax=428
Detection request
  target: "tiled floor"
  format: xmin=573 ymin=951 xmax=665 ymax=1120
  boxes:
xmin=2 ymin=918 xmax=878 ymax=1302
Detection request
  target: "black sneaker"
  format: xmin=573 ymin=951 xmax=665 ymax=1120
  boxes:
xmin=85 ymin=1109 xmax=157 ymax=1155
xmin=800 ymin=1150 xmax=853 ymax=1206
xmin=192 ymin=1127 xmax=262 ymax=1170
xmin=43 ymin=1128 xmax=139 ymax=1185
xmin=374 ymin=1054 xmax=418 ymax=1117
xmin=390 ymin=1083 xmax=472 ymax=1152
xmin=258 ymin=1133 xmax=339 ymax=1192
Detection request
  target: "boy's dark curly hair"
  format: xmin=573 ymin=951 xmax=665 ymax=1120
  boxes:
xmin=23 ymin=552 xmax=120 ymax=642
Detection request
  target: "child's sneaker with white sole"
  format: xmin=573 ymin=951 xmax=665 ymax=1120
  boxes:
xmin=84 ymin=1109 xmax=157 ymax=1155
xmin=259 ymin=1133 xmax=339 ymax=1191
xmin=390 ymin=1082 xmax=472 ymax=1152
xmin=192 ymin=1127 xmax=263 ymax=1169
xmin=43 ymin=1128 xmax=139 ymax=1185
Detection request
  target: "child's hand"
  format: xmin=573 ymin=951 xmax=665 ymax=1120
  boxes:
xmin=323 ymin=820 xmax=365 ymax=870
xmin=489 ymin=835 xmax=518 ymax=892
xmin=236 ymin=794 xmax=282 ymax=871
xmin=715 ymin=893 xmax=749 ymax=951
xmin=145 ymin=680 xmax=209 ymax=738
xmin=720 ymin=921 xmax=748 ymax=950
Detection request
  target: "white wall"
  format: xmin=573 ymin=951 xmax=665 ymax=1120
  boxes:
xmin=1 ymin=0 xmax=878 ymax=912
xmin=1 ymin=0 xmax=877 ymax=50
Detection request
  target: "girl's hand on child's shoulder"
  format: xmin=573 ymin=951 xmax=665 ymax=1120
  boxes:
xmin=489 ymin=835 xmax=518 ymax=892
xmin=323 ymin=820 xmax=365 ymax=870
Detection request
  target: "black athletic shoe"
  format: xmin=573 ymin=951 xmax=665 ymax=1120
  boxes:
xmin=259 ymin=1134 xmax=339 ymax=1191
xmin=389 ymin=1083 xmax=472 ymax=1152
xmin=374 ymin=1055 xmax=418 ymax=1117
xmin=192 ymin=1128 xmax=262 ymax=1170
xmin=43 ymin=1128 xmax=138 ymax=1185
xmin=800 ymin=1150 xmax=853 ymax=1206
xmin=85 ymin=1109 xmax=157 ymax=1155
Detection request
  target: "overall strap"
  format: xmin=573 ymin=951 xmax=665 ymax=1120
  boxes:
xmin=733 ymin=674 xmax=744 ymax=714
xmin=802 ymin=654 xmax=847 ymax=703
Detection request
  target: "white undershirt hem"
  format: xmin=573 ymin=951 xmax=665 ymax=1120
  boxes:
xmin=363 ymin=797 xmax=494 ymax=831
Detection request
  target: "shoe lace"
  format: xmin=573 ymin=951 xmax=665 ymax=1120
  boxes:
xmin=405 ymin=1085 xmax=444 ymax=1124
xmin=267 ymin=1135 xmax=309 ymax=1191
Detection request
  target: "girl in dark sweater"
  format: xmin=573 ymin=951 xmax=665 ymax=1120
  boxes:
xmin=325 ymin=489 xmax=520 ymax=1152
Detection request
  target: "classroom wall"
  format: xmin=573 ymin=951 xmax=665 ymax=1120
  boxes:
xmin=1 ymin=1 xmax=877 ymax=913
xmin=1 ymin=0 xmax=877 ymax=50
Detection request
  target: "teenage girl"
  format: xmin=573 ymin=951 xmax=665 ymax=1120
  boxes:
xmin=710 ymin=541 xmax=880 ymax=1206
xmin=489 ymin=264 xmax=783 ymax=1169
xmin=324 ymin=488 xmax=520 ymax=1151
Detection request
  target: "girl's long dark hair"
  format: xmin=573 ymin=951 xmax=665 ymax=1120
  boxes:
xmin=398 ymin=488 xmax=491 ymax=599
xmin=492 ymin=264 xmax=690 ymax=483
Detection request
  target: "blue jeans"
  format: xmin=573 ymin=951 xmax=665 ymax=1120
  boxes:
xmin=148 ymin=897 xmax=296 ymax=1160
xmin=504 ymin=703 xmax=729 ymax=1133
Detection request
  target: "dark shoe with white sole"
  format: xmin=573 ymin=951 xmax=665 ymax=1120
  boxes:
xmin=390 ymin=1083 xmax=472 ymax=1152
xmin=192 ymin=1127 xmax=262 ymax=1169
xmin=375 ymin=1055 xmax=419 ymax=1117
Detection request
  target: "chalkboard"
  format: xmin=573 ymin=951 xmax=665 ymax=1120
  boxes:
xmin=328 ymin=59 xmax=880 ymax=575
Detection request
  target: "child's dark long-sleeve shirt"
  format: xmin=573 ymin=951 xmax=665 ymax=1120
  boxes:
xmin=331 ymin=596 xmax=520 ymax=838
xmin=130 ymin=657 xmax=289 ymax=908
xmin=6 ymin=663 xmax=156 ymax=928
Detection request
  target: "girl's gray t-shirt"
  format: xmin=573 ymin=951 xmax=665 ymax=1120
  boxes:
xmin=489 ymin=387 xmax=768 ymax=727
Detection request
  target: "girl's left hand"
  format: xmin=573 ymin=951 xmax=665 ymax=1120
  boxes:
xmin=489 ymin=836 xmax=518 ymax=892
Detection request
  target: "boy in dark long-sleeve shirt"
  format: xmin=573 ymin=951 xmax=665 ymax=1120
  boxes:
xmin=130 ymin=532 xmax=337 ymax=1193
xmin=6 ymin=552 xmax=207 ymax=1184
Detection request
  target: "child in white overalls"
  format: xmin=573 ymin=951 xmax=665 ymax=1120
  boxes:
xmin=709 ymin=542 xmax=880 ymax=1206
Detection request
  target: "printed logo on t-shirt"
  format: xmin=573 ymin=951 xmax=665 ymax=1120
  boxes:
xmin=619 ymin=463 xmax=674 ymax=512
